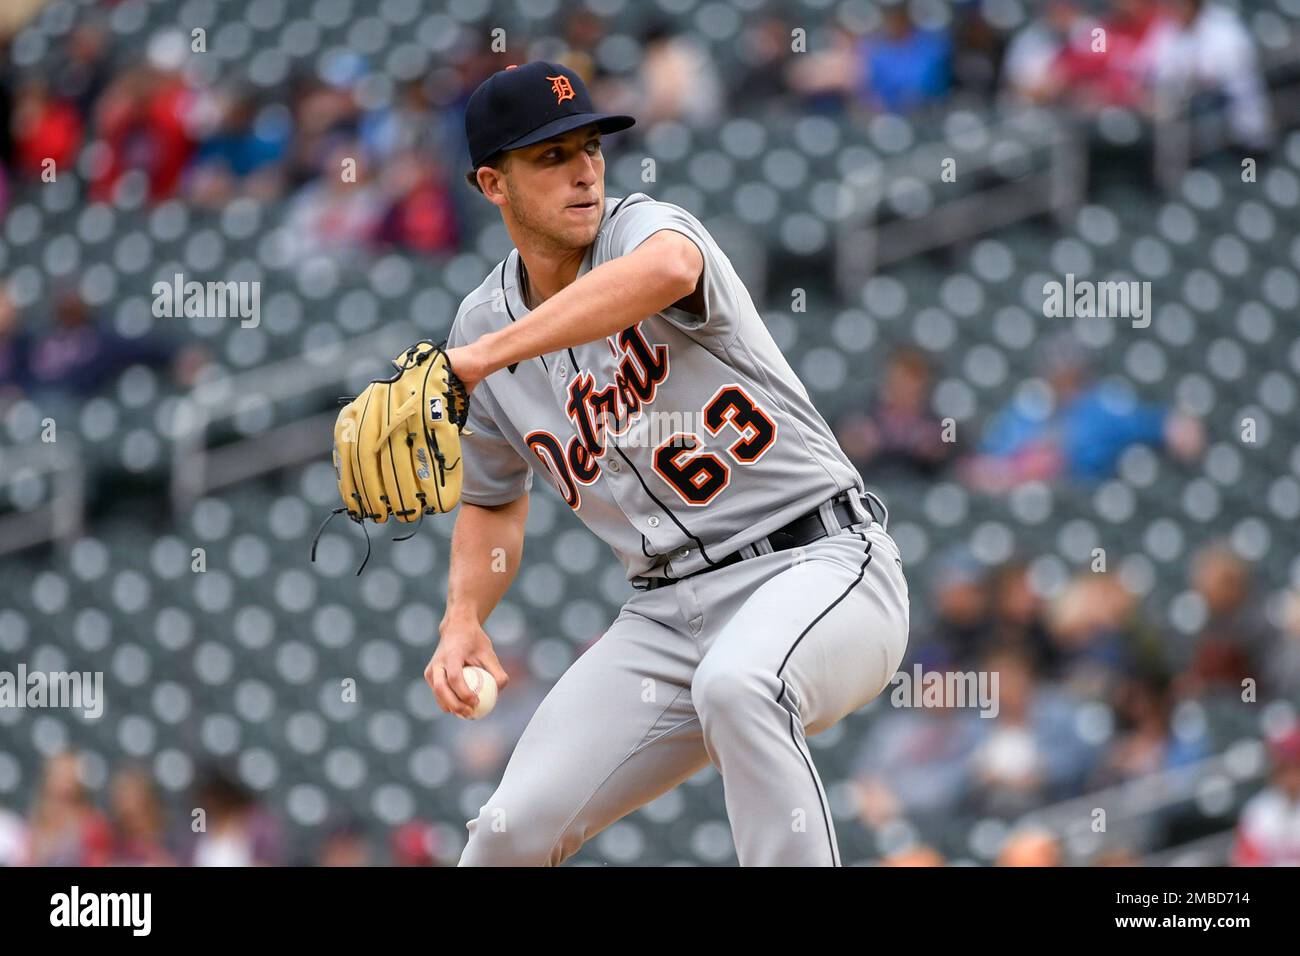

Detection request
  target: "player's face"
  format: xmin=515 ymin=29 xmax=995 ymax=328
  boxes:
xmin=504 ymin=124 xmax=605 ymax=251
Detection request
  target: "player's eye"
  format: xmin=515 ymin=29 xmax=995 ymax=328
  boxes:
xmin=586 ymin=140 xmax=601 ymax=154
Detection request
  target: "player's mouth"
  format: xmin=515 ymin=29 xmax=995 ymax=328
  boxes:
xmin=566 ymin=199 xmax=598 ymax=214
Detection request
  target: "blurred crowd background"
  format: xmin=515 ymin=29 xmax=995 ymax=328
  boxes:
xmin=1 ymin=0 xmax=1299 ymax=866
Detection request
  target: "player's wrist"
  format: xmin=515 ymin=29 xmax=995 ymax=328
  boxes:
xmin=457 ymin=330 xmax=500 ymax=381
xmin=439 ymin=604 xmax=483 ymax=635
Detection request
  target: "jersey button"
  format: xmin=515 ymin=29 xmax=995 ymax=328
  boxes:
xmin=677 ymin=548 xmax=690 ymax=559
xmin=646 ymin=516 xmax=660 ymax=528
xmin=608 ymin=459 xmax=621 ymax=473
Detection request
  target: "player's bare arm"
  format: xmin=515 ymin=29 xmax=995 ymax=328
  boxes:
xmin=446 ymin=230 xmax=702 ymax=392
xmin=424 ymin=495 xmax=527 ymax=717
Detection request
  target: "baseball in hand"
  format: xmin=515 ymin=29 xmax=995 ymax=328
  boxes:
xmin=462 ymin=666 xmax=498 ymax=719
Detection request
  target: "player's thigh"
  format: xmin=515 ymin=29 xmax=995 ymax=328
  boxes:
xmin=698 ymin=528 xmax=909 ymax=736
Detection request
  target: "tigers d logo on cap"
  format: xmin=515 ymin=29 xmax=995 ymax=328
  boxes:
xmin=546 ymin=74 xmax=576 ymax=104
xmin=464 ymin=61 xmax=636 ymax=171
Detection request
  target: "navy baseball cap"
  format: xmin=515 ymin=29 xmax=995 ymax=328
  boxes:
xmin=465 ymin=61 xmax=635 ymax=171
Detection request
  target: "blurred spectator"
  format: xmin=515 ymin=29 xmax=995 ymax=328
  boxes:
xmin=317 ymin=817 xmax=374 ymax=866
xmin=1231 ymin=728 xmax=1300 ymax=866
xmin=918 ymin=547 xmax=989 ymax=669
xmin=879 ymin=845 xmax=946 ymax=866
xmin=997 ymin=827 xmax=1063 ymax=866
xmin=280 ymin=141 xmax=384 ymax=262
xmin=634 ymin=20 xmax=724 ymax=127
xmin=1052 ymin=0 xmax=1167 ymax=110
xmin=392 ymin=821 xmax=443 ymax=866
xmin=1002 ymin=1 xmax=1097 ymax=105
xmin=1093 ymin=846 xmax=1143 ymax=865
xmin=1091 ymin=675 xmax=1207 ymax=787
xmin=857 ymin=4 xmax=952 ymax=114
xmin=835 ymin=348 xmax=952 ymax=479
xmin=734 ymin=16 xmax=798 ymax=108
xmin=188 ymin=770 xmax=284 ymax=867
xmin=284 ymin=69 xmax=361 ymax=189
xmin=25 ymin=288 xmax=193 ymax=396
xmin=985 ymin=561 xmax=1060 ymax=677
xmin=373 ymin=149 xmax=460 ymax=255
xmin=1176 ymin=543 xmax=1274 ymax=696
xmin=359 ymin=78 xmax=439 ymax=165
xmin=786 ymin=26 xmax=859 ymax=114
xmin=90 ymin=37 xmax=196 ymax=202
xmin=962 ymin=334 xmax=1204 ymax=490
xmin=1144 ymin=0 xmax=1272 ymax=148
xmin=109 ymin=768 xmax=174 ymax=866
xmin=968 ymin=648 xmax=1096 ymax=815
xmin=1046 ymin=573 xmax=1166 ymax=697
xmin=11 ymin=78 xmax=83 ymax=179
xmin=51 ymin=21 xmax=111 ymax=118
xmin=949 ymin=0 xmax=1006 ymax=100
xmin=0 ymin=284 xmax=30 ymax=399
xmin=852 ymin=678 xmax=983 ymax=828
xmin=185 ymin=88 xmax=289 ymax=206
xmin=27 ymin=753 xmax=113 ymax=867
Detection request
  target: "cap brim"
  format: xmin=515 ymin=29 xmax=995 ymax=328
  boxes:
xmin=498 ymin=112 xmax=636 ymax=155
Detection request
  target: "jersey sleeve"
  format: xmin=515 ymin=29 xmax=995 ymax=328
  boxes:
xmin=448 ymin=308 xmax=533 ymax=507
xmin=458 ymin=393 xmax=534 ymax=506
xmin=604 ymin=197 xmax=742 ymax=346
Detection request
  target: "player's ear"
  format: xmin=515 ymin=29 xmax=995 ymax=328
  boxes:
xmin=477 ymin=164 xmax=509 ymax=208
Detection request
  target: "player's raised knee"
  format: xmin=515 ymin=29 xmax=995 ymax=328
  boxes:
xmin=458 ymin=806 xmax=568 ymax=867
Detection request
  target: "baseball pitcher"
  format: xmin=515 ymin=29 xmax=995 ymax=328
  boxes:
xmin=427 ymin=61 xmax=910 ymax=866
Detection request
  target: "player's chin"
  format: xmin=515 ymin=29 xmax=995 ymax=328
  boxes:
xmin=554 ymin=216 xmax=600 ymax=248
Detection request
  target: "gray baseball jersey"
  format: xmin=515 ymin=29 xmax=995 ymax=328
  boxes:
xmin=447 ymin=193 xmax=910 ymax=866
xmin=446 ymin=193 xmax=866 ymax=581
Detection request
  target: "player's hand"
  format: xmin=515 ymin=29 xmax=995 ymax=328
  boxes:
xmin=425 ymin=614 xmax=510 ymax=718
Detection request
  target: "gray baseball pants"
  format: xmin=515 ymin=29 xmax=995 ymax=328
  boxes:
xmin=458 ymin=496 xmax=910 ymax=866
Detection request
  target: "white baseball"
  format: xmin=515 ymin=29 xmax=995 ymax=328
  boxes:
xmin=462 ymin=666 xmax=498 ymax=719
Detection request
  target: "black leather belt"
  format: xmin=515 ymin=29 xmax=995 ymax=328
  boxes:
xmin=632 ymin=491 xmax=868 ymax=592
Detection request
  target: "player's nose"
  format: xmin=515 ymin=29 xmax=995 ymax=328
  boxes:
xmin=572 ymin=150 xmax=597 ymax=186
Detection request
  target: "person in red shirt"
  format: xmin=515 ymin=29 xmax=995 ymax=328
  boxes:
xmin=12 ymin=79 xmax=83 ymax=179
xmin=1050 ymin=0 xmax=1168 ymax=109
xmin=90 ymin=64 xmax=194 ymax=203
xmin=373 ymin=149 xmax=460 ymax=255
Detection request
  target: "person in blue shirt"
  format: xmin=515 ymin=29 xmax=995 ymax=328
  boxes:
xmin=186 ymin=90 xmax=289 ymax=204
xmin=859 ymin=5 xmax=952 ymax=113
xmin=964 ymin=334 xmax=1204 ymax=489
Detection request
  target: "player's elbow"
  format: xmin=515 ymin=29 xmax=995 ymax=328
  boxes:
xmin=641 ymin=231 xmax=704 ymax=303
xmin=667 ymin=243 xmax=704 ymax=301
